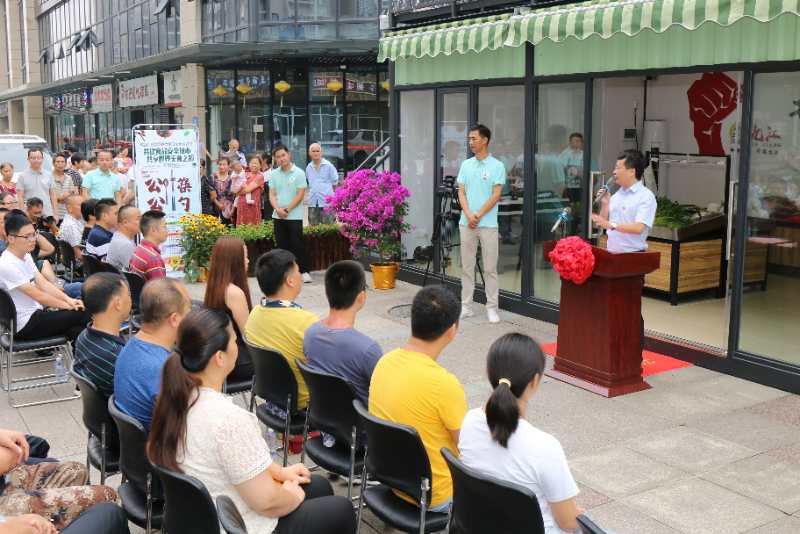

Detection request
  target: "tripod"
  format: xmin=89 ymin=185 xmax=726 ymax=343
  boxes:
xmin=420 ymin=181 xmax=485 ymax=287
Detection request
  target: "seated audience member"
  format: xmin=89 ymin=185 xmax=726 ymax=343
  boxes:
xmin=459 ymin=333 xmax=581 ymax=533
xmin=85 ymin=198 xmax=119 ymax=259
xmin=80 ymin=198 xmax=97 ymax=246
xmin=203 ymin=236 xmax=254 ymax=383
xmin=24 ymin=197 xmax=47 ymax=232
xmin=0 ymin=208 xmax=8 ymax=253
xmin=0 ymin=193 xmax=17 ymax=211
xmin=73 ymin=273 xmax=132 ymax=398
xmin=0 ymin=427 xmax=117 ymax=530
xmin=128 ymin=210 xmax=168 ymax=281
xmin=59 ymin=195 xmax=85 ymax=261
xmin=304 ymin=260 xmax=382 ymax=405
xmin=106 ymin=205 xmax=141 ymax=272
xmin=147 ymin=308 xmax=356 ymax=534
xmin=245 ymin=249 xmax=319 ymax=410
xmin=369 ymin=286 xmax=466 ymax=512
xmin=0 ymin=211 xmax=88 ymax=343
xmin=0 ymin=502 xmax=130 ymax=534
xmin=114 ymin=278 xmax=190 ymax=430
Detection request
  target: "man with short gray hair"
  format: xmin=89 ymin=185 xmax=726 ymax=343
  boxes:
xmin=306 ymin=142 xmax=339 ymax=225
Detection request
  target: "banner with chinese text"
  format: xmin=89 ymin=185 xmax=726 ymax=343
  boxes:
xmin=133 ymin=127 xmax=200 ymax=277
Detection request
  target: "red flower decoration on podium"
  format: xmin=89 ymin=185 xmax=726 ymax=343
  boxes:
xmin=548 ymin=236 xmax=595 ymax=285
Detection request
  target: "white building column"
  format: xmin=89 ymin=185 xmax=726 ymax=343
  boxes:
xmin=181 ymin=63 xmax=207 ymax=146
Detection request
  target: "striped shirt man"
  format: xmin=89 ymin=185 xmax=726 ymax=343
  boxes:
xmin=73 ymin=326 xmax=126 ymax=397
xmin=128 ymin=240 xmax=166 ymax=281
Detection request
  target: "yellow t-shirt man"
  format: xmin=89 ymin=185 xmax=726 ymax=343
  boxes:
xmin=369 ymin=348 xmax=468 ymax=508
xmin=245 ymin=301 xmax=319 ymax=409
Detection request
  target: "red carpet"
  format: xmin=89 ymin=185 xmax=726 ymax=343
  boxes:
xmin=540 ymin=343 xmax=692 ymax=377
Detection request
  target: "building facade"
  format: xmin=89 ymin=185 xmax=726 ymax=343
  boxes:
xmin=384 ymin=0 xmax=800 ymax=392
xmin=0 ymin=0 xmax=390 ymax=172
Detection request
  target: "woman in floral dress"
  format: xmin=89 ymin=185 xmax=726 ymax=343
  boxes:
xmin=212 ymin=157 xmax=236 ymax=225
xmin=231 ymin=155 xmax=264 ymax=226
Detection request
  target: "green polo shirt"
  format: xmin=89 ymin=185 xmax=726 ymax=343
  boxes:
xmin=82 ymin=169 xmax=122 ymax=200
xmin=456 ymin=155 xmax=507 ymax=228
xmin=269 ymin=165 xmax=308 ymax=221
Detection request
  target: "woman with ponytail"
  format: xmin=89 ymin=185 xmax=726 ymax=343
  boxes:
xmin=458 ymin=333 xmax=581 ymax=534
xmin=147 ymin=307 xmax=356 ymax=534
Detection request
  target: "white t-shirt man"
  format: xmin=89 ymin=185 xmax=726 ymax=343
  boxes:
xmin=458 ymin=408 xmax=579 ymax=534
xmin=178 ymin=387 xmax=276 ymax=533
xmin=0 ymin=250 xmax=44 ymax=330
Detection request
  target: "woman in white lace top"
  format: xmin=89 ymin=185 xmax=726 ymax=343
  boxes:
xmin=147 ymin=307 xmax=356 ymax=533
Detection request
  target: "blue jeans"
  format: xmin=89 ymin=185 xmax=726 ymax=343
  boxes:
xmin=64 ymin=282 xmax=82 ymax=299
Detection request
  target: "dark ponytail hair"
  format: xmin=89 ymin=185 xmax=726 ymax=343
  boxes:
xmin=485 ymin=333 xmax=546 ymax=448
xmin=147 ymin=307 xmax=232 ymax=471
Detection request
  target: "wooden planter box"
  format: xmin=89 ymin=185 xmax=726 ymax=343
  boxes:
xmin=244 ymin=232 xmax=352 ymax=276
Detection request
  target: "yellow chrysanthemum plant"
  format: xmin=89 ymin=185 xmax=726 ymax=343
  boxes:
xmin=178 ymin=214 xmax=227 ymax=282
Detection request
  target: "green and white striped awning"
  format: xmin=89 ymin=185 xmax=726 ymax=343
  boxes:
xmin=379 ymin=0 xmax=800 ymax=62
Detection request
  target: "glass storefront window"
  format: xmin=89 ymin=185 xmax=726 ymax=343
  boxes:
xmin=739 ymin=71 xmax=800 ymax=366
xmin=345 ymin=68 xmax=386 ymax=170
xmin=439 ymin=90 xmax=469 ymax=280
xmin=479 ymin=85 xmax=525 ymax=294
xmin=236 ymin=69 xmax=272 ymax=156
xmin=534 ymin=82 xmax=586 ymax=303
xmin=208 ymin=70 xmax=237 ymax=159
xmin=310 ymin=69 xmax=345 ymax=171
xmin=272 ymin=67 xmax=308 ymax=168
xmin=400 ymin=90 xmax=435 ymax=262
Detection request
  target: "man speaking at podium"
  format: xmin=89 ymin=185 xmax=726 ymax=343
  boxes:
xmin=591 ymin=149 xmax=656 ymax=253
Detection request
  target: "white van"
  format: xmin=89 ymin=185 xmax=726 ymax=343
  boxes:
xmin=0 ymin=135 xmax=54 ymax=182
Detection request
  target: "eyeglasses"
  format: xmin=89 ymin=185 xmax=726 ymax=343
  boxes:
xmin=11 ymin=231 xmax=38 ymax=241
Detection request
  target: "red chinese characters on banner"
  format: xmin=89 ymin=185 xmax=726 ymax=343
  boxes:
xmin=144 ymin=177 xmax=169 ymax=211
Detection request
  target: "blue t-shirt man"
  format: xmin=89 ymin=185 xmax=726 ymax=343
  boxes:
xmin=269 ymin=165 xmax=308 ymax=220
xmin=82 ymin=169 xmax=122 ymax=200
xmin=457 ymin=155 xmax=507 ymax=228
xmin=113 ymin=337 xmax=171 ymax=430
xmin=303 ymin=321 xmax=382 ymax=404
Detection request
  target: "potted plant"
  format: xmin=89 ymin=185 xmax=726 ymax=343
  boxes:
xmin=178 ymin=213 xmax=227 ymax=282
xmin=327 ymin=169 xmax=411 ymax=289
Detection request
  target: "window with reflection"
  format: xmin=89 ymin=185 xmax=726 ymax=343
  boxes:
xmin=272 ymin=67 xmax=308 ymax=168
xmin=346 ymin=68 xmax=387 ymax=170
xmin=236 ymin=69 xmax=272 ymax=157
xmin=310 ymin=69 xmax=345 ymax=172
xmin=207 ymin=70 xmax=237 ymax=160
xmin=479 ymin=85 xmax=525 ymax=294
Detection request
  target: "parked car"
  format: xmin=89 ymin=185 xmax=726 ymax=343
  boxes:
xmin=0 ymin=135 xmax=54 ymax=181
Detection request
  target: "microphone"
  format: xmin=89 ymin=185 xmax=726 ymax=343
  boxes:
xmin=594 ymin=176 xmax=615 ymax=205
xmin=551 ymin=207 xmax=572 ymax=233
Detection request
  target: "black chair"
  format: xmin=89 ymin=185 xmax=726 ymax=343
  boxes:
xmin=122 ymin=271 xmax=145 ymax=334
xmin=246 ymin=342 xmax=308 ymax=467
xmin=83 ymin=254 xmax=119 ymax=276
xmin=69 ymin=370 xmax=120 ymax=485
xmin=441 ymin=448 xmax=544 ymax=534
xmin=577 ymin=514 xmax=607 ymax=534
xmin=297 ymin=360 xmax=365 ymax=500
xmin=216 ymin=495 xmax=248 ymax=534
xmin=0 ymin=288 xmax=79 ymax=407
xmin=151 ymin=463 xmax=222 ymax=534
xmin=222 ymin=342 xmax=254 ymax=400
xmin=352 ymin=400 xmax=449 ymax=534
xmin=57 ymin=239 xmax=80 ymax=282
xmin=108 ymin=396 xmax=164 ymax=532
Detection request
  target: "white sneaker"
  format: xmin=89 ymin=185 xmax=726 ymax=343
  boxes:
xmin=487 ymin=309 xmax=501 ymax=324
xmin=302 ymin=272 xmax=313 ymax=284
xmin=460 ymin=306 xmax=474 ymax=319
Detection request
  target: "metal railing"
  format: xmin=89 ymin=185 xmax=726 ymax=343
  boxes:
xmin=354 ymin=136 xmax=391 ymax=173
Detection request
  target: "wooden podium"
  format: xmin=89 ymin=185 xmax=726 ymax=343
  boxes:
xmin=546 ymin=244 xmax=661 ymax=397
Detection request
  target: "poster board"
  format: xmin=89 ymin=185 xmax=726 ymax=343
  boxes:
xmin=132 ymin=125 xmax=200 ymax=277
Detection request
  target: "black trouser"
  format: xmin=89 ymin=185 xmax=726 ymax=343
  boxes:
xmin=273 ymin=219 xmax=309 ymax=274
xmin=16 ymin=309 xmax=89 ymax=345
xmin=62 ymin=503 xmax=130 ymax=534
xmin=276 ymin=475 xmax=356 ymax=534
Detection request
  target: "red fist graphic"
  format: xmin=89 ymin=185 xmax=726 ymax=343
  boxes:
xmin=687 ymin=72 xmax=738 ymax=156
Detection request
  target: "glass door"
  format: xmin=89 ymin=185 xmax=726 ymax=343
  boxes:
xmin=735 ymin=71 xmax=800 ymax=367
xmin=532 ymin=82 xmax=587 ymax=303
xmin=437 ymin=88 xmax=470 ymax=279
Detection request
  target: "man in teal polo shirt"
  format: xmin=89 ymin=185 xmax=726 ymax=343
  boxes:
xmin=81 ymin=150 xmax=123 ymax=202
xmin=457 ymin=124 xmax=506 ymax=324
xmin=269 ymin=144 xmax=312 ymax=283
